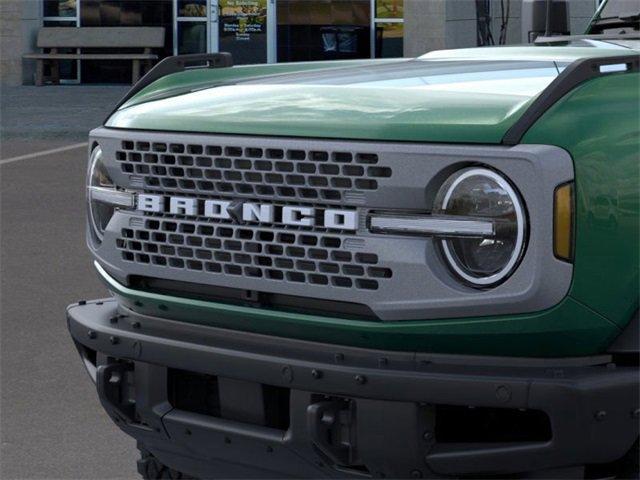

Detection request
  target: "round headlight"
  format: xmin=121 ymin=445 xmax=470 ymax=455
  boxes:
xmin=435 ymin=167 xmax=526 ymax=287
xmin=88 ymin=146 xmax=115 ymax=241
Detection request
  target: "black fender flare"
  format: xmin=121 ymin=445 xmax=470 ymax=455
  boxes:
xmin=608 ymin=310 xmax=639 ymax=354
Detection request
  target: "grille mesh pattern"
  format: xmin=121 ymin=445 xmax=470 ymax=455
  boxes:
xmin=116 ymin=140 xmax=392 ymax=203
xmin=117 ymin=219 xmax=393 ymax=291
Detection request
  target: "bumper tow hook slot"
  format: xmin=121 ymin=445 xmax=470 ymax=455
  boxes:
xmin=307 ymin=400 xmax=356 ymax=467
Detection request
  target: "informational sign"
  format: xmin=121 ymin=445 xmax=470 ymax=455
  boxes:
xmin=219 ymin=0 xmax=268 ymax=64
xmin=220 ymin=0 xmax=267 ymax=42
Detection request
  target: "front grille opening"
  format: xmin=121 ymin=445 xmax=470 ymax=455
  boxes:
xmin=118 ymin=219 xmax=393 ymax=294
xmin=115 ymin=140 xmax=393 ymax=203
xmin=262 ymin=384 xmax=291 ymax=430
xmin=167 ymin=369 xmax=290 ymax=430
xmin=130 ymin=276 xmax=379 ymax=320
xmin=435 ymin=405 xmax=552 ymax=443
xmin=168 ymin=369 xmax=221 ymax=417
xmin=85 ymin=346 xmax=97 ymax=367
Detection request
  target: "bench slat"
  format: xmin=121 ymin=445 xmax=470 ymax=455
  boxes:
xmin=24 ymin=54 xmax=158 ymax=60
xmin=36 ymin=27 xmax=165 ymax=49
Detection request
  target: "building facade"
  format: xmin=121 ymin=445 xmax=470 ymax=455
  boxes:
xmin=1 ymin=0 xmax=600 ymax=86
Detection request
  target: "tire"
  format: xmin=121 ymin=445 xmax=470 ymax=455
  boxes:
xmin=137 ymin=445 xmax=196 ymax=480
xmin=616 ymin=439 xmax=639 ymax=480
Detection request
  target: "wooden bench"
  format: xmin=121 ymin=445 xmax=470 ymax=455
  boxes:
xmin=23 ymin=27 xmax=165 ymax=86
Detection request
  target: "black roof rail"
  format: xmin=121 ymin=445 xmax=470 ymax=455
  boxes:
xmin=108 ymin=52 xmax=233 ymax=118
xmin=502 ymin=54 xmax=639 ymax=145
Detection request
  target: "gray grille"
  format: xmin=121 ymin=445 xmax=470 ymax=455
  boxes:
xmin=115 ymin=140 xmax=392 ymax=203
xmin=117 ymin=218 xmax=392 ymax=291
xmin=92 ymin=128 xmax=575 ymax=321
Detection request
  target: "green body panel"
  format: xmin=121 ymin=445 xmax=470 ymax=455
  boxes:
xmin=99 ymin=41 xmax=639 ymax=357
xmin=108 ymin=46 xmax=636 ymax=144
xmin=97 ymin=263 xmax=619 ymax=357
xmin=523 ymin=72 xmax=640 ymax=328
xmin=122 ymin=59 xmax=398 ymax=109
xmin=108 ymin=63 xmax=541 ymax=144
xmin=108 ymin=83 xmax=532 ymax=144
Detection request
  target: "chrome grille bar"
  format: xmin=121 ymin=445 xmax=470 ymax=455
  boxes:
xmin=369 ymin=214 xmax=495 ymax=237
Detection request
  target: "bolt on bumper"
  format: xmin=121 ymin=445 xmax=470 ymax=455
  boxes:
xmin=67 ymin=299 xmax=639 ymax=478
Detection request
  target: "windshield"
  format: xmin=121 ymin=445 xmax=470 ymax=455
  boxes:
xmin=598 ymin=0 xmax=640 ymax=19
xmin=590 ymin=0 xmax=640 ymax=34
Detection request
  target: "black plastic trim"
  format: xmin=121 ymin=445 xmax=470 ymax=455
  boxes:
xmin=107 ymin=53 xmax=233 ymax=121
xmin=67 ymin=299 xmax=639 ymax=477
xmin=608 ymin=310 xmax=640 ymax=355
xmin=502 ymin=54 xmax=640 ymax=145
xmin=589 ymin=17 xmax=640 ymax=35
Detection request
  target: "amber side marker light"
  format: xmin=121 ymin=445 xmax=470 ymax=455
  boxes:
xmin=554 ymin=182 xmax=574 ymax=261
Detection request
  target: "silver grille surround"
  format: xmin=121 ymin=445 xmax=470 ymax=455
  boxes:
xmin=90 ymin=127 xmax=574 ymax=321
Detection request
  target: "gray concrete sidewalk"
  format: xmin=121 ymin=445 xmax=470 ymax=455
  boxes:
xmin=1 ymin=85 xmax=129 ymax=157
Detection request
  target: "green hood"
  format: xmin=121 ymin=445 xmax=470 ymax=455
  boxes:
xmin=106 ymin=44 xmax=637 ymax=144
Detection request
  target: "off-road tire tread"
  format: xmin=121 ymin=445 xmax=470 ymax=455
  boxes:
xmin=137 ymin=446 xmax=196 ymax=479
xmin=616 ymin=439 xmax=639 ymax=480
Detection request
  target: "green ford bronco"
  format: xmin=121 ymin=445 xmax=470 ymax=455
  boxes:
xmin=68 ymin=1 xmax=639 ymax=478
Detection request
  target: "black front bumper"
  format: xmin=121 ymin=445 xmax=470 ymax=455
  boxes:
xmin=67 ymin=300 xmax=639 ymax=479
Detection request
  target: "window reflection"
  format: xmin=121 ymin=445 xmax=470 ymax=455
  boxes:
xmin=376 ymin=0 xmax=403 ymax=19
xmin=43 ymin=0 xmax=77 ymax=17
xmin=42 ymin=20 xmax=78 ymax=81
xmin=277 ymin=0 xmax=371 ymax=62
xmin=79 ymin=0 xmax=173 ymax=82
xmin=178 ymin=21 xmax=207 ymax=54
xmin=375 ymin=22 xmax=403 ymax=58
xmin=322 ymin=27 xmax=360 ymax=54
xmin=178 ymin=0 xmax=206 ymax=17
xmin=348 ymin=62 xmax=560 ymax=98
xmin=219 ymin=0 xmax=268 ymax=65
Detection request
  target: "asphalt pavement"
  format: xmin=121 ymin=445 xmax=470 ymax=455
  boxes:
xmin=1 ymin=85 xmax=140 ymax=479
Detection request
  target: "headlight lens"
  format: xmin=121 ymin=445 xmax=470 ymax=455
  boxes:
xmin=435 ymin=167 xmax=526 ymax=287
xmin=88 ymin=146 xmax=116 ymax=241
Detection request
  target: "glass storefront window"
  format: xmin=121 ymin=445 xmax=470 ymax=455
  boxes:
xmin=43 ymin=0 xmax=77 ymax=18
xmin=219 ymin=0 xmax=268 ymax=65
xmin=40 ymin=0 xmax=402 ymax=75
xmin=81 ymin=0 xmax=172 ymax=32
xmin=178 ymin=0 xmax=206 ymax=17
xmin=277 ymin=0 xmax=370 ymax=62
xmin=42 ymin=19 xmax=79 ymax=81
xmin=321 ymin=27 xmax=361 ymax=54
xmin=374 ymin=0 xmax=404 ymax=58
xmin=177 ymin=21 xmax=207 ymax=54
xmin=375 ymin=0 xmax=403 ymax=19
xmin=375 ymin=21 xmax=403 ymax=58
xmin=79 ymin=0 xmax=173 ymax=82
